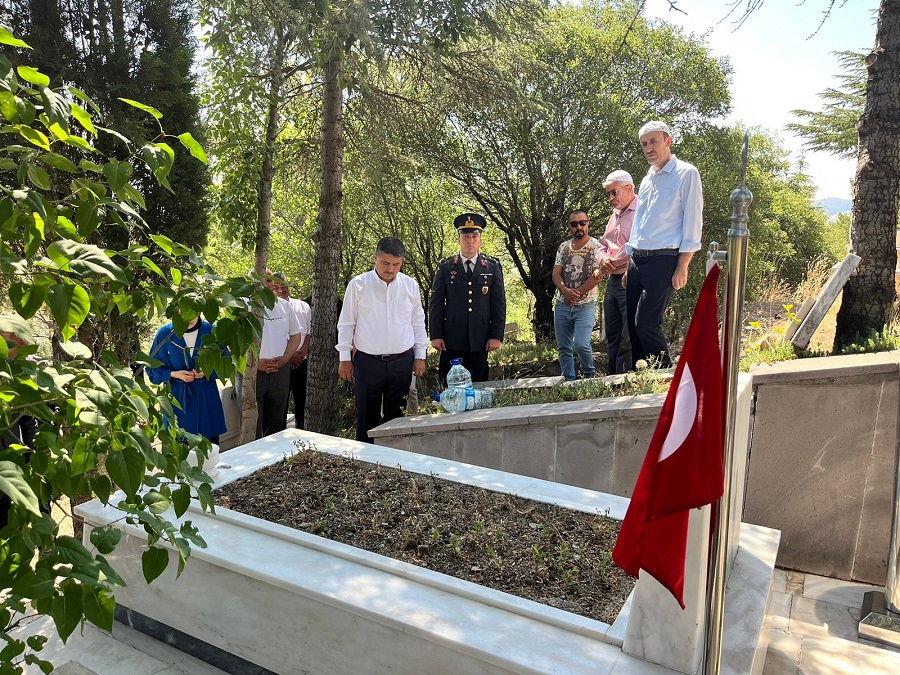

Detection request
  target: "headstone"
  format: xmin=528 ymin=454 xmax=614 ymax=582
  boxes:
xmin=781 ymin=297 xmax=815 ymax=343
xmin=790 ymin=253 xmax=861 ymax=349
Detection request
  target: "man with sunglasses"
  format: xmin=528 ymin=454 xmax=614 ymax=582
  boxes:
xmin=552 ymin=209 xmax=603 ymax=380
xmin=430 ymin=213 xmax=506 ymax=385
xmin=598 ymin=170 xmax=636 ymax=374
xmin=625 ymin=120 xmax=703 ymax=368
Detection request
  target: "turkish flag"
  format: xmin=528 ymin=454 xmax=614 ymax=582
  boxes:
xmin=612 ymin=264 xmax=724 ymax=608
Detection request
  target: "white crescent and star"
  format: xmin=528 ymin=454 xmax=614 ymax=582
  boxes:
xmin=658 ymin=365 xmax=698 ymax=462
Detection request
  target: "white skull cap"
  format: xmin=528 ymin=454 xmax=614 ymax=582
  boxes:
xmin=602 ymin=170 xmax=634 ymax=187
xmin=638 ymin=120 xmax=671 ymax=139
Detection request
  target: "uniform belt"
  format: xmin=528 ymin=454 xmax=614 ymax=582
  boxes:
xmin=360 ymin=348 xmax=413 ymax=362
xmin=631 ymin=248 xmax=680 ymax=257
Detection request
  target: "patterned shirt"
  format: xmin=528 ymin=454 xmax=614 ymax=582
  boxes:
xmin=554 ymin=236 xmax=602 ymax=305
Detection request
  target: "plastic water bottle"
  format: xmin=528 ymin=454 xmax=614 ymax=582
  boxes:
xmin=445 ymin=358 xmax=473 ymax=389
xmin=438 ymin=386 xmax=493 ymax=413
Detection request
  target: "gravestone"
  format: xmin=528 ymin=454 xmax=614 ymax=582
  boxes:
xmin=790 ymin=253 xmax=861 ymax=349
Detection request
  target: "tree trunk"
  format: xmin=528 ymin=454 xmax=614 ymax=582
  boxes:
xmin=834 ymin=0 xmax=900 ymax=350
xmin=239 ymin=25 xmax=287 ymax=445
xmin=305 ymin=52 xmax=344 ymax=434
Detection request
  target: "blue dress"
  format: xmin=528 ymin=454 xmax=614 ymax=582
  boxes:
xmin=147 ymin=321 xmax=228 ymax=440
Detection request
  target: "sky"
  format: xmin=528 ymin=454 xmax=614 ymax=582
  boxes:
xmin=642 ymin=0 xmax=880 ymax=200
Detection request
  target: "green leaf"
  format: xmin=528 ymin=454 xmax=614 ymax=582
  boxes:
xmin=171 ymin=267 xmax=182 ymax=285
xmin=91 ymin=475 xmax=113 ymax=504
xmin=101 ymin=160 xmax=131 ymax=193
xmin=51 ymin=536 xmax=95 ymax=566
xmin=0 ymin=90 xmax=16 ymax=121
xmin=70 ymin=103 xmax=97 ymax=136
xmin=11 ymin=567 xmax=55 ymax=600
xmin=89 ymin=526 xmax=122 ymax=555
xmin=0 ymin=27 xmax=31 ymax=49
xmin=0 ymin=460 xmax=41 ymax=515
xmin=68 ymin=87 xmax=99 ymax=114
xmin=26 ymin=163 xmax=50 ymax=189
xmin=40 ymin=86 xmax=70 ymax=130
xmin=46 ymin=283 xmax=90 ymax=340
xmin=177 ymin=132 xmax=208 ymax=163
xmin=141 ymin=256 xmax=165 ymax=279
xmin=119 ymin=98 xmax=162 ymax=120
xmin=16 ymin=66 xmax=49 ymax=87
xmin=143 ymin=490 xmax=171 ymax=515
xmin=51 ymin=583 xmax=83 ymax=642
xmin=141 ymin=142 xmax=174 ymax=191
xmin=141 ymin=546 xmax=169 ymax=583
xmin=58 ymin=339 xmax=91 ymax=359
xmin=105 ymin=447 xmax=145 ymax=497
xmin=55 ymin=215 xmax=79 ymax=239
xmin=171 ymin=484 xmax=191 ymax=518
xmin=40 ymin=152 xmax=79 ymax=173
xmin=82 ymin=587 xmax=115 ymax=632
xmin=47 ymin=239 xmax=127 ymax=283
xmin=18 ymin=126 xmax=50 ymax=150
xmin=9 ymin=281 xmax=46 ymax=319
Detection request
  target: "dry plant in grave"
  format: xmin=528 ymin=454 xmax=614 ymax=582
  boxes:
xmin=215 ymin=441 xmax=635 ymax=625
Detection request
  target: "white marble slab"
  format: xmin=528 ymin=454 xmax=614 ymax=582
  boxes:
xmin=78 ymin=432 xmax=779 ymax=675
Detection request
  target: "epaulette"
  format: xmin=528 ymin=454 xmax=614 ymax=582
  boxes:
xmin=440 ymin=255 xmax=457 ymax=265
xmin=481 ymin=255 xmax=500 ymax=264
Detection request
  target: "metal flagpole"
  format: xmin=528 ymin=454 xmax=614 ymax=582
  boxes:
xmin=703 ymin=133 xmax=752 ymax=675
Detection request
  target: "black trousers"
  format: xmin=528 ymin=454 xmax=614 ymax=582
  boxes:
xmin=604 ymin=274 xmax=632 ymax=374
xmin=256 ymin=365 xmax=291 ymax=439
xmin=625 ymin=255 xmax=678 ymax=368
xmin=284 ymin=359 xmax=308 ymax=429
xmin=438 ymin=349 xmax=489 ymax=386
xmin=354 ymin=349 xmax=414 ymax=443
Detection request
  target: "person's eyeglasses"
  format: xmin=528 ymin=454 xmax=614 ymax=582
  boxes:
xmin=569 ymin=219 xmax=588 ymax=228
xmin=606 ymin=188 xmax=626 ymax=198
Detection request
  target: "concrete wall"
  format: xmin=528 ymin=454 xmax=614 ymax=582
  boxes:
xmin=373 ymin=353 xmax=900 ymax=587
xmin=744 ymin=352 xmax=900 ymax=585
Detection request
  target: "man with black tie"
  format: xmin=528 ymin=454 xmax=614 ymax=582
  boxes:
xmin=429 ymin=213 xmax=506 ymax=385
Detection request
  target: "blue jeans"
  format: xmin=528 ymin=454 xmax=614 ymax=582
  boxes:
xmin=554 ymin=301 xmax=597 ymax=381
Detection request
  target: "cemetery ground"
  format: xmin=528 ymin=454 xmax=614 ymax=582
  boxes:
xmin=214 ymin=442 xmax=635 ymax=626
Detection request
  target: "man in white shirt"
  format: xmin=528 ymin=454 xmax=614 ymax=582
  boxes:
xmin=257 ymin=272 xmax=302 ymax=438
xmin=625 ymin=120 xmax=703 ymax=368
xmin=336 ymin=238 xmax=428 ymax=443
xmin=273 ymin=273 xmax=311 ymax=429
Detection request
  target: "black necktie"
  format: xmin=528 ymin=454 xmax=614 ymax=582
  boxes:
xmin=466 ymin=260 xmax=473 ymax=278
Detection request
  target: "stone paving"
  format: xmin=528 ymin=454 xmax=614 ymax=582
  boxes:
xmin=763 ymin=570 xmax=900 ymax=674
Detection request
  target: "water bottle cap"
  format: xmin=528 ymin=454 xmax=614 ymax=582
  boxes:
xmin=450 ymin=358 xmax=463 ymax=365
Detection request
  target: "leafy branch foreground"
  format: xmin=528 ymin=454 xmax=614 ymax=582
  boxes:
xmin=215 ymin=444 xmax=634 ymax=625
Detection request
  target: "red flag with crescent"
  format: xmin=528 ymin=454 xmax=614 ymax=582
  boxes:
xmin=612 ymin=264 xmax=724 ymax=608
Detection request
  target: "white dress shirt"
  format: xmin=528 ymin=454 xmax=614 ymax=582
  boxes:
xmin=288 ymin=297 xmax=311 ymax=341
xmin=336 ymin=270 xmax=428 ymax=361
xmin=628 ymin=155 xmax=703 ymax=254
xmin=259 ymin=297 xmax=301 ymax=359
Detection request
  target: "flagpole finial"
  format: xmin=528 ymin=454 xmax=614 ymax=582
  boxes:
xmin=729 ymin=136 xmax=753 ymax=238
xmin=740 ymin=132 xmax=750 ymax=187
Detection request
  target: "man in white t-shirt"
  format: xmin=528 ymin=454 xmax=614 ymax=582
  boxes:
xmin=273 ymin=273 xmax=311 ymax=429
xmin=256 ymin=271 xmax=302 ymax=438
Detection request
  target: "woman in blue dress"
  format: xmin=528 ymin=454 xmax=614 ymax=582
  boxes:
xmin=147 ymin=317 xmax=228 ymax=443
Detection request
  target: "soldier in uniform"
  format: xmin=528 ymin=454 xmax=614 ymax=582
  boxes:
xmin=429 ymin=213 xmax=507 ymax=385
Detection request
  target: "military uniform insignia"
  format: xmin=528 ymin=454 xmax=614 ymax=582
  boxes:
xmin=482 ymin=286 xmax=489 ymax=295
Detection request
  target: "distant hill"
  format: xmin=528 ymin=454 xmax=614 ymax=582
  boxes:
xmin=816 ymin=197 xmax=852 ymax=217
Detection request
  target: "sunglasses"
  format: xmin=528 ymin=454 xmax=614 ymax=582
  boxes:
xmin=606 ymin=188 xmax=626 ymax=198
xmin=569 ymin=219 xmax=588 ymax=228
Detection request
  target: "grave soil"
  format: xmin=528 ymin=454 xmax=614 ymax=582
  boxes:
xmin=215 ymin=444 xmax=635 ymax=626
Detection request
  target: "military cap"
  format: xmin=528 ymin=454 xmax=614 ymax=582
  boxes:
xmin=454 ymin=213 xmax=487 ymax=232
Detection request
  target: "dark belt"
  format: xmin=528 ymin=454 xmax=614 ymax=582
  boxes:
xmin=359 ymin=348 xmax=413 ymax=362
xmin=632 ymin=248 xmax=680 ymax=257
